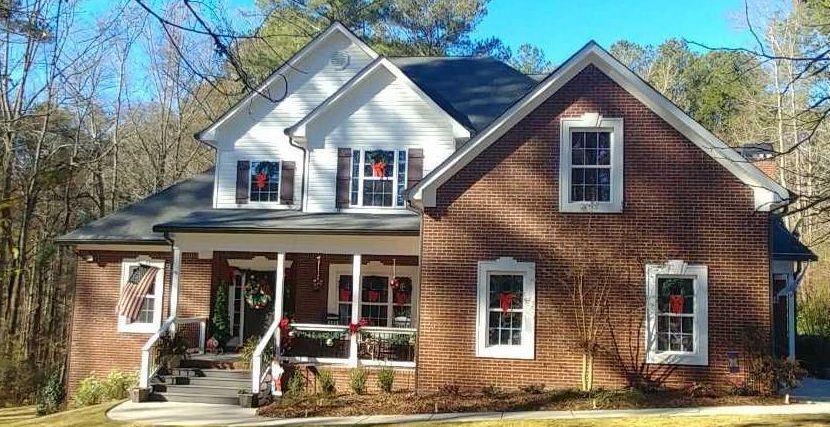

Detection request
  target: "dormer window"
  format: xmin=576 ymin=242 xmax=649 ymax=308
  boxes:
xmin=559 ymin=113 xmax=624 ymax=213
xmin=250 ymin=161 xmax=281 ymax=202
xmin=350 ymin=149 xmax=407 ymax=207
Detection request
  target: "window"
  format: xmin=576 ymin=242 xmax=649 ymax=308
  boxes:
xmin=118 ymin=259 xmax=164 ymax=333
xmin=329 ymin=264 xmax=417 ymax=328
xmin=646 ymin=261 xmax=708 ymax=366
xmin=476 ymin=257 xmax=535 ymax=359
xmin=560 ymin=113 xmax=623 ymax=213
xmin=250 ymin=161 xmax=281 ymax=202
xmin=350 ymin=149 xmax=407 ymax=207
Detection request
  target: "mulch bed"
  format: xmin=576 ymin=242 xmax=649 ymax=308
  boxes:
xmin=257 ymin=388 xmax=781 ymax=419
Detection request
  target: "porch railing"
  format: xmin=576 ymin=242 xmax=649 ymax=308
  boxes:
xmin=251 ymin=319 xmax=280 ymax=394
xmin=176 ymin=317 xmax=207 ymax=354
xmin=139 ymin=316 xmax=207 ymax=389
xmin=281 ymin=323 xmax=416 ymax=368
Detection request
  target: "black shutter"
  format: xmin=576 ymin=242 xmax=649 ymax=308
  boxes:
xmin=236 ymin=160 xmax=250 ymax=204
xmin=280 ymin=161 xmax=296 ymax=205
xmin=407 ymin=148 xmax=424 ymax=189
xmin=336 ymin=148 xmax=352 ymax=208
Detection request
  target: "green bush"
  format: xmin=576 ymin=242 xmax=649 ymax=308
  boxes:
xmin=0 ymin=353 xmax=40 ymax=406
xmin=348 ymin=367 xmax=367 ymax=395
xmin=36 ymin=369 xmax=63 ymax=415
xmin=73 ymin=370 xmax=137 ymax=407
xmin=377 ymin=366 xmax=395 ymax=393
xmin=239 ymin=336 xmax=260 ymax=370
xmin=798 ymin=292 xmax=830 ymax=337
xmin=285 ymin=370 xmax=305 ymax=396
xmin=317 ymin=368 xmax=336 ymax=396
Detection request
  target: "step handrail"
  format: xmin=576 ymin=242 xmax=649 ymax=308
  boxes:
xmin=251 ymin=318 xmax=281 ymax=394
xmin=139 ymin=315 xmax=176 ymax=389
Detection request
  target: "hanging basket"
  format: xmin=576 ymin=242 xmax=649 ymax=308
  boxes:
xmin=668 ymin=294 xmax=684 ymax=314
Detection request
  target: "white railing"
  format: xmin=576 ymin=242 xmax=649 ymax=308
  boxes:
xmin=280 ymin=323 xmax=416 ymax=368
xmin=176 ymin=317 xmax=207 ymax=354
xmin=139 ymin=316 xmax=176 ymax=389
xmin=251 ymin=319 xmax=281 ymax=394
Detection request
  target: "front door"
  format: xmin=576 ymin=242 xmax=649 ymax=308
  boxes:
xmin=227 ymin=268 xmax=293 ymax=348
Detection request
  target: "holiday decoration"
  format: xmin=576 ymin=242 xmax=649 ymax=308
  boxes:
xmin=244 ymin=272 xmax=272 ymax=309
xmin=206 ymin=336 xmax=220 ymax=354
xmin=349 ymin=319 xmax=369 ymax=334
xmin=389 ymin=277 xmax=400 ymax=290
xmin=499 ymin=291 xmax=514 ymax=312
xmin=668 ymin=294 xmax=684 ymax=314
xmin=339 ymin=288 xmax=351 ymax=302
xmin=325 ymin=338 xmax=334 ymax=347
xmin=312 ymin=255 xmax=323 ymax=291
xmin=255 ymin=171 xmax=267 ymax=189
xmin=394 ymin=291 xmax=408 ymax=306
xmin=367 ymin=290 xmax=380 ymax=302
xmin=372 ymin=161 xmax=386 ymax=177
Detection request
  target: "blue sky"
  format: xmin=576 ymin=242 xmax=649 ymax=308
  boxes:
xmin=473 ymin=0 xmax=755 ymax=63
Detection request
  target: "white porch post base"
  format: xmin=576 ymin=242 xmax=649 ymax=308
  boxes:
xmin=788 ymin=292 xmax=796 ymax=360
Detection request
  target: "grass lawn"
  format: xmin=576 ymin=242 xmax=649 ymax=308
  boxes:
xmin=0 ymin=401 xmax=127 ymax=426
xmin=447 ymin=415 xmax=830 ymax=426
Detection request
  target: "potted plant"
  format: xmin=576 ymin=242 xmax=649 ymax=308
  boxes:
xmin=157 ymin=333 xmax=189 ymax=369
xmin=238 ymin=388 xmax=259 ymax=408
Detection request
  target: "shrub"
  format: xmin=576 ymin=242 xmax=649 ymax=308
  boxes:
xmin=592 ymin=388 xmax=646 ymax=408
xmin=519 ymin=383 xmax=545 ymax=394
xmin=348 ymin=367 xmax=367 ymax=395
xmin=36 ymin=369 xmax=64 ymax=415
xmin=482 ymin=384 xmax=504 ymax=398
xmin=377 ymin=366 xmax=395 ymax=393
xmin=157 ymin=333 xmax=189 ymax=368
xmin=102 ymin=370 xmax=137 ymax=400
xmin=798 ymin=291 xmax=830 ymax=337
xmin=73 ymin=374 xmax=104 ymax=407
xmin=317 ymin=368 xmax=336 ymax=396
xmin=742 ymin=326 xmax=807 ymax=395
xmin=439 ymin=383 xmax=460 ymax=394
xmin=239 ymin=336 xmax=260 ymax=370
xmin=285 ymin=370 xmax=305 ymax=396
xmin=0 ymin=353 xmax=39 ymax=406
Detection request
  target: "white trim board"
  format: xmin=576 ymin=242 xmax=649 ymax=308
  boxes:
xmin=286 ymin=57 xmax=471 ymax=144
xmin=408 ymin=42 xmax=790 ymax=211
xmin=196 ymin=22 xmax=379 ymax=144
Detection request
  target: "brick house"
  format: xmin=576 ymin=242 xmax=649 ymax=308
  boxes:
xmin=58 ymin=23 xmax=815 ymax=404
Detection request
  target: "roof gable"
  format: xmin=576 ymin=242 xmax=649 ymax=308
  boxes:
xmin=196 ymin=22 xmax=378 ymax=144
xmin=286 ymin=57 xmax=471 ymax=143
xmin=409 ymin=42 xmax=791 ymax=211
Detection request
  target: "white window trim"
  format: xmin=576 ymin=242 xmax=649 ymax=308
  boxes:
xmin=327 ymin=262 xmax=419 ymax=327
xmin=476 ymin=257 xmax=536 ymax=360
xmin=117 ymin=258 xmax=165 ymax=334
xmin=349 ymin=149 xmax=407 ymax=209
xmin=248 ymin=160 xmax=283 ymax=205
xmin=645 ymin=260 xmax=708 ymax=366
xmin=559 ymin=113 xmax=624 ymax=213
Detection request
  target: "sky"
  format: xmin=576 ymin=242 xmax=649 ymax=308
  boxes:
xmin=473 ymin=0 xmax=756 ymax=63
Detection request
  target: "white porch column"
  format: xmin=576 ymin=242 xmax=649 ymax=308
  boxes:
xmin=274 ymin=252 xmax=286 ymax=350
xmin=169 ymin=246 xmax=181 ymax=332
xmin=788 ymin=292 xmax=796 ymax=360
xmin=349 ymin=254 xmax=362 ymax=367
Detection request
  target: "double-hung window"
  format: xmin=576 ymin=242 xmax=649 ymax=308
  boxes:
xmin=645 ymin=261 xmax=708 ymax=366
xmin=350 ymin=149 xmax=407 ymax=207
xmin=560 ymin=113 xmax=623 ymax=212
xmin=329 ymin=265 xmax=416 ymax=328
xmin=249 ymin=161 xmax=281 ymax=202
xmin=117 ymin=259 xmax=165 ymax=334
xmin=476 ymin=257 xmax=535 ymax=359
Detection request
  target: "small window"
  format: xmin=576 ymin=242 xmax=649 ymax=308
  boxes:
xmin=646 ymin=261 xmax=708 ymax=366
xmin=476 ymin=257 xmax=535 ymax=359
xmin=560 ymin=113 xmax=623 ymax=212
xmin=250 ymin=161 xmax=281 ymax=203
xmin=118 ymin=259 xmax=164 ymax=334
xmin=350 ymin=149 xmax=407 ymax=207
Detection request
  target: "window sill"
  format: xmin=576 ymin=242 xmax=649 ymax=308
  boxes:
xmin=646 ymin=351 xmax=708 ymax=366
xmin=559 ymin=201 xmax=622 ymax=213
xmin=476 ymin=345 xmax=534 ymax=360
xmin=117 ymin=322 xmax=159 ymax=334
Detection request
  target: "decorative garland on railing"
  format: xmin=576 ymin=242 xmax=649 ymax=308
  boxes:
xmin=358 ymin=330 xmax=416 ymax=346
xmin=290 ymin=329 xmax=348 ymax=342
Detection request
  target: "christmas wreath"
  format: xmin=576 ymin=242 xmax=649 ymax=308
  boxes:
xmin=244 ymin=272 xmax=272 ymax=309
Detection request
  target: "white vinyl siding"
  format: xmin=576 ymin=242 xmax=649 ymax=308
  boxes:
xmin=212 ymin=33 xmax=373 ymax=209
xmin=305 ymin=70 xmax=456 ymax=212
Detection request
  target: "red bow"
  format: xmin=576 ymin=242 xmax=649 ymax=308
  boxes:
xmin=367 ymin=290 xmax=380 ymax=302
xmin=349 ymin=318 xmax=369 ymax=334
xmin=395 ymin=291 xmax=408 ymax=305
xmin=669 ymin=295 xmax=684 ymax=314
xmin=372 ymin=162 xmax=386 ymax=177
xmin=339 ymin=288 xmax=351 ymax=302
xmin=255 ymin=171 xmax=267 ymax=189
xmin=499 ymin=291 xmax=514 ymax=313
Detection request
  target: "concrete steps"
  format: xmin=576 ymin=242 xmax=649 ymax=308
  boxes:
xmin=151 ymin=367 xmax=250 ymax=406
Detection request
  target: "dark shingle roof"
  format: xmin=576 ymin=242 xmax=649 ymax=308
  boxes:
xmin=772 ymin=217 xmax=817 ymax=261
xmin=153 ymin=210 xmax=419 ymax=235
xmin=56 ymin=171 xmax=215 ymax=244
xmin=392 ymin=56 xmax=538 ymax=132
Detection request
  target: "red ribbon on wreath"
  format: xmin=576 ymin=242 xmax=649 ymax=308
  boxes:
xmin=339 ymin=288 xmax=351 ymax=302
xmin=255 ymin=171 xmax=268 ymax=189
xmin=668 ymin=295 xmax=685 ymax=314
xmin=367 ymin=290 xmax=380 ymax=302
xmin=394 ymin=291 xmax=408 ymax=306
xmin=499 ymin=291 xmax=514 ymax=313
xmin=372 ymin=162 xmax=386 ymax=177
xmin=349 ymin=318 xmax=369 ymax=334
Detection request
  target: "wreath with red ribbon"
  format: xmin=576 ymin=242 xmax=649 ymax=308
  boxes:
xmin=668 ymin=294 xmax=685 ymax=314
xmin=499 ymin=291 xmax=514 ymax=312
xmin=244 ymin=273 xmax=272 ymax=310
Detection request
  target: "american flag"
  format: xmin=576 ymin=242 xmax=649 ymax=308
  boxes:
xmin=116 ymin=265 xmax=159 ymax=321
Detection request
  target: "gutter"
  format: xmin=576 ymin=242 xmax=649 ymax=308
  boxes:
xmin=151 ymin=225 xmax=420 ymax=236
xmin=287 ymin=136 xmax=310 ymax=212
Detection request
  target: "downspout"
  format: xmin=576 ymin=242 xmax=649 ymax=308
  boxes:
xmin=288 ymin=137 xmax=309 ymax=211
xmin=163 ymin=232 xmax=181 ymax=322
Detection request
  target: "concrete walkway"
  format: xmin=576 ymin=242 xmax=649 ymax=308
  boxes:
xmin=791 ymin=377 xmax=830 ymax=402
xmin=108 ymin=400 xmax=830 ymax=426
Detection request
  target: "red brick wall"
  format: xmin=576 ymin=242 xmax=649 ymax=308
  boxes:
xmin=418 ymin=65 xmax=771 ymax=391
xmin=67 ymin=251 xmax=211 ymax=397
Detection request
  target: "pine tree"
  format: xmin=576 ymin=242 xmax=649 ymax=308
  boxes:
xmin=212 ymin=284 xmax=231 ymax=349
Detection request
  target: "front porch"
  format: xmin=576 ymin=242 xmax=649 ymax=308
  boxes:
xmin=136 ymin=231 xmax=421 ymax=403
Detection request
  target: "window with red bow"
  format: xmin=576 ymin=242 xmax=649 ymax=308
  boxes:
xmin=249 ymin=161 xmax=281 ymax=202
xmin=656 ymin=277 xmax=695 ymax=352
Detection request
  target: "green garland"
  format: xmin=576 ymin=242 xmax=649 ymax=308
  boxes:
xmin=292 ymin=329 xmax=348 ymax=342
xmin=359 ymin=330 xmax=415 ymax=346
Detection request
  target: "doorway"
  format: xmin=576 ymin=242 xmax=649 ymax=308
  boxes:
xmin=227 ymin=266 xmax=293 ymax=348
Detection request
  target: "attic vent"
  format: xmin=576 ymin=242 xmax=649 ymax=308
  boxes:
xmin=330 ymin=51 xmax=350 ymax=69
